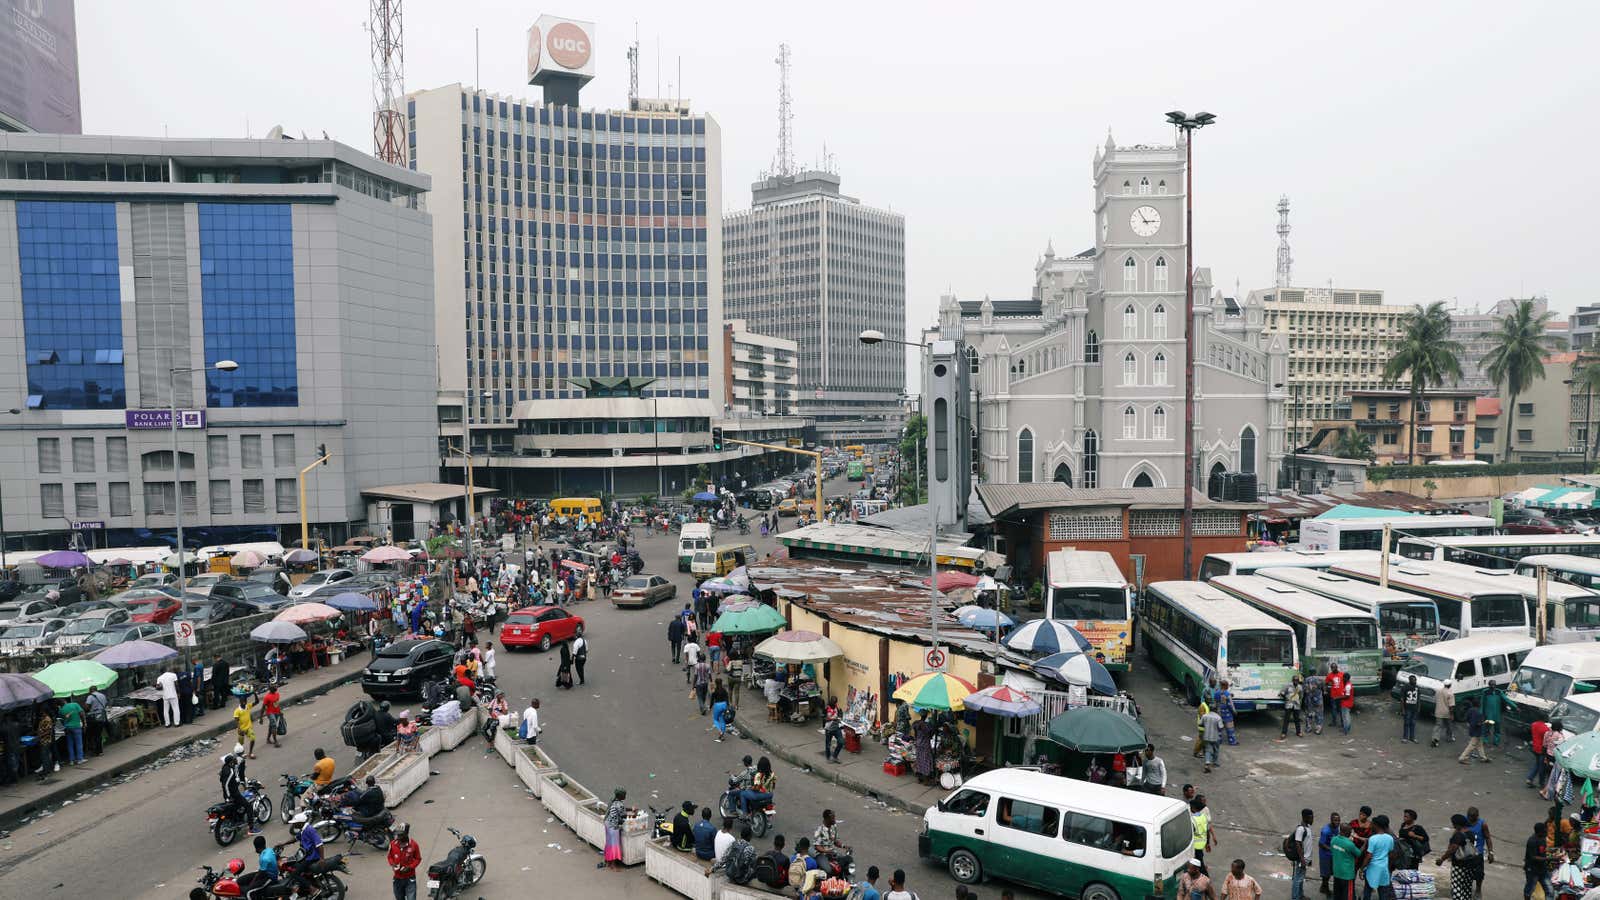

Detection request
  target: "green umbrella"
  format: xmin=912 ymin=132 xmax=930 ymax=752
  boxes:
xmin=1046 ymin=706 xmax=1147 ymax=754
xmin=1557 ymin=730 xmax=1600 ymax=780
xmin=709 ymin=604 xmax=787 ymax=636
xmin=34 ymin=660 xmax=119 ymax=698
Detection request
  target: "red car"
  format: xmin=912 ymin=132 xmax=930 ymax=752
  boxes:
xmin=125 ymin=595 xmax=183 ymax=624
xmin=500 ymin=607 xmax=584 ymax=652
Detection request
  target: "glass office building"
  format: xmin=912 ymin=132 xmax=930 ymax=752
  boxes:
xmin=0 ymin=134 xmax=440 ymax=546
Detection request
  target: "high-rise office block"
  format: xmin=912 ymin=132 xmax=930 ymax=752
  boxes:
xmin=724 ymin=171 xmax=906 ymax=442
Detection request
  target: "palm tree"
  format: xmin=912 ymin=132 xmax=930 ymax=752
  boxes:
xmin=1331 ymin=428 xmax=1375 ymax=462
xmin=1483 ymin=299 xmax=1560 ymax=461
xmin=1573 ymin=356 xmax=1600 ymax=465
xmin=1382 ymin=301 xmax=1463 ymax=464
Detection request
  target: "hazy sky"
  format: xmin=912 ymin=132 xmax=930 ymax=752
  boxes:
xmin=77 ymin=0 xmax=1597 ymax=340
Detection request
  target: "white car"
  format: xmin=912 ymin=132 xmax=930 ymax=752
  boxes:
xmin=288 ymin=568 xmax=356 ymax=599
xmin=131 ymin=571 xmax=178 ymax=589
xmin=183 ymin=573 xmax=229 ymax=597
xmin=0 ymin=618 xmax=68 ymax=652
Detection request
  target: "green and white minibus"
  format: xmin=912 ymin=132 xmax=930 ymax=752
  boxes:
xmin=1518 ymin=554 xmax=1600 ymax=592
xmin=1328 ymin=559 xmax=1530 ymax=640
xmin=1211 ymin=575 xmax=1384 ymax=693
xmin=920 ymin=768 xmax=1194 ymax=900
xmin=1139 ymin=580 xmax=1300 ymax=710
xmin=1374 ymin=557 xmax=1600 ymax=645
xmin=1045 ymin=550 xmax=1134 ymax=671
xmin=1258 ymin=567 xmax=1441 ymax=678
xmin=1196 ymin=549 xmax=1383 ymax=582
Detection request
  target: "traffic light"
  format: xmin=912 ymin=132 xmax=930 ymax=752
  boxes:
xmin=317 ymin=443 xmax=329 ymax=465
xmin=711 ymin=427 xmax=724 ymax=452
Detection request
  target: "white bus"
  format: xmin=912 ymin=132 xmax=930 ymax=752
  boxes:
xmin=1328 ymin=559 xmax=1530 ymax=640
xmin=1257 ymin=567 xmax=1441 ymax=676
xmin=1197 ymin=549 xmax=1385 ymax=582
xmin=1045 ymin=550 xmax=1134 ymax=671
xmin=1211 ymin=575 xmax=1384 ymax=693
xmin=1300 ymin=513 xmax=1495 ymax=552
xmin=1385 ymin=557 xmax=1600 ymax=645
xmin=1397 ymin=534 xmax=1600 ymax=569
xmin=1140 ymin=580 xmax=1300 ymax=710
xmin=1518 ymin=554 xmax=1600 ymax=591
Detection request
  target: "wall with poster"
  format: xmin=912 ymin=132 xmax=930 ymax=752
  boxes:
xmin=0 ymin=0 xmax=83 ymax=133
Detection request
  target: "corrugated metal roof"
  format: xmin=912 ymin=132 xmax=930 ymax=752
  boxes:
xmin=976 ymin=483 xmax=1261 ymax=518
xmin=860 ymin=496 xmax=992 ymax=530
xmin=1253 ymin=490 xmax=1456 ymax=522
xmin=747 ymin=557 xmax=995 ymax=652
xmin=777 ymin=522 xmax=989 ymax=567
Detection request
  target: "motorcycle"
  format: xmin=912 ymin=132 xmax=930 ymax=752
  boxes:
xmin=737 ymin=518 xmax=751 ymax=536
xmin=280 ymin=850 xmax=350 ymax=900
xmin=207 ymin=778 xmax=270 ymax=846
xmin=278 ymin=773 xmax=354 ymax=825
xmin=717 ymin=774 xmax=771 ymax=838
xmin=289 ymin=794 xmax=394 ymax=851
xmin=426 ymin=825 xmax=487 ymax=899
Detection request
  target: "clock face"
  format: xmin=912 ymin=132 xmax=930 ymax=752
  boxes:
xmin=1130 ymin=205 xmax=1162 ymax=238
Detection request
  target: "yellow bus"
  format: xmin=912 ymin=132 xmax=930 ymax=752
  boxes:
xmin=1045 ymin=550 xmax=1134 ymax=671
xmin=844 ymin=444 xmax=866 ymax=457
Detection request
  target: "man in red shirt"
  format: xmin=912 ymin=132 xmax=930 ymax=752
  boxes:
xmin=1528 ymin=715 xmax=1551 ymax=788
xmin=388 ymin=821 xmax=421 ymax=900
xmin=262 ymin=687 xmax=284 ymax=748
xmin=1326 ymin=664 xmax=1352 ymax=735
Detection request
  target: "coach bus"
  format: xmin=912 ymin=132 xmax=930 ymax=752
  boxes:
xmin=1517 ymin=554 xmax=1600 ymax=592
xmin=1045 ymin=550 xmax=1134 ymax=671
xmin=1328 ymin=558 xmax=1530 ymax=640
xmin=1197 ymin=549 xmax=1384 ymax=582
xmin=1211 ymin=575 xmax=1384 ymax=692
xmin=1139 ymin=581 xmax=1299 ymax=710
xmin=1396 ymin=534 xmax=1600 ymax=569
xmin=1257 ymin=567 xmax=1441 ymax=679
xmin=1299 ymin=513 xmax=1494 ymax=552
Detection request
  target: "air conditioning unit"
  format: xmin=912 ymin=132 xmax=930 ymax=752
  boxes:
xmin=612 ymin=448 xmax=624 ymax=457
xmin=540 ymin=448 xmax=554 ymax=458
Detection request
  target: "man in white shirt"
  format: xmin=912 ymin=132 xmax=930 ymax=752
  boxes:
xmin=712 ymin=817 xmax=736 ymax=866
xmin=481 ymin=642 xmax=497 ymax=680
xmin=156 ymin=668 xmax=181 ymax=726
xmin=682 ymin=638 xmax=701 ymax=684
xmin=521 ymin=699 xmax=541 ymax=745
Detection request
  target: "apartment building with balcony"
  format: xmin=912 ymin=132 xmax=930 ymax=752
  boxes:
xmin=1310 ymin=388 xmax=1479 ymax=464
xmin=724 ymin=319 xmax=798 ymax=417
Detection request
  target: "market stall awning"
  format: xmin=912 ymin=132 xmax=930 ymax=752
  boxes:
xmin=1527 ymin=486 xmax=1597 ymax=510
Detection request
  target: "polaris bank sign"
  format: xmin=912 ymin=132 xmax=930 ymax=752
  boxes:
xmin=125 ymin=409 xmax=206 ymax=430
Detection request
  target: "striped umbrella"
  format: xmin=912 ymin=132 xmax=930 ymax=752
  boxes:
xmin=892 ymin=671 xmax=978 ymax=712
xmin=1033 ymin=651 xmax=1117 ymax=696
xmin=1003 ymin=620 xmax=1092 ymax=657
xmin=961 ymin=684 xmax=1041 ymax=718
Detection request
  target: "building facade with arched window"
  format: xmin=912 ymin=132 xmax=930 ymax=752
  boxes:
xmin=930 ymin=135 xmax=1286 ymax=488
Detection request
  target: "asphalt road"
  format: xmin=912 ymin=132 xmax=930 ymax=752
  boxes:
xmin=0 ymin=468 xmax=1542 ymax=898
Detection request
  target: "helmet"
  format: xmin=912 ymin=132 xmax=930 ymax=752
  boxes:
xmin=226 ymin=859 xmax=245 ymax=875
xmin=233 ymin=743 xmax=245 ymax=756
xmin=461 ymin=834 xmax=477 ymax=850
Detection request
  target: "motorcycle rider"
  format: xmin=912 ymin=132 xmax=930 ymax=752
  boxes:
xmin=342 ymin=774 xmax=388 ymax=826
xmin=310 ymin=748 xmax=338 ymax=796
xmin=811 ymin=809 xmax=854 ymax=876
xmin=739 ymin=756 xmax=776 ymax=815
xmin=388 ymin=821 xmax=421 ymax=900
xmin=372 ymin=701 xmax=398 ymax=748
xmin=219 ymin=744 xmax=260 ymax=836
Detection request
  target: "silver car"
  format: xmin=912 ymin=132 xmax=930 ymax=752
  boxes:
xmin=0 ymin=596 xmax=60 ymax=627
xmin=0 ymin=617 xmax=68 ymax=653
xmin=49 ymin=608 xmax=133 ymax=649
xmin=288 ymin=568 xmax=356 ymax=600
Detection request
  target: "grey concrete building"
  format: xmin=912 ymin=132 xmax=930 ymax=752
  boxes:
xmin=1449 ymin=296 xmax=1567 ymax=391
xmin=932 ymin=134 xmax=1286 ymax=490
xmin=724 ymin=171 xmax=906 ymax=442
xmin=725 ymin=319 xmax=798 ymax=417
xmin=1571 ymin=304 xmax=1600 ymax=352
xmin=0 ymin=133 xmax=439 ymax=548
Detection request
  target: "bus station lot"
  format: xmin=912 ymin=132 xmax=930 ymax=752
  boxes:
xmin=1125 ymin=655 xmax=1541 ymax=895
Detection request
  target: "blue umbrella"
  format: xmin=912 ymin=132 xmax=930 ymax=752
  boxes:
xmin=0 ymin=673 xmax=54 ymax=711
xmin=94 ymin=639 xmax=179 ymax=670
xmin=957 ymin=608 xmax=1014 ymax=630
xmin=1003 ymin=620 xmax=1092 ymax=657
xmin=1034 ymin=651 xmax=1117 ymax=696
xmin=692 ymin=491 xmax=720 ymax=503
xmin=326 ymin=592 xmax=378 ymax=612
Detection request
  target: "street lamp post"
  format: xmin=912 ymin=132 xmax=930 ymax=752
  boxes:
xmin=861 ymin=329 xmax=942 ymax=658
xmin=1164 ymin=109 xmax=1216 ymax=580
xmin=170 ymin=361 xmax=237 ymax=595
xmin=445 ymin=444 xmax=478 ymax=576
xmin=1 ymin=408 xmax=19 ymax=568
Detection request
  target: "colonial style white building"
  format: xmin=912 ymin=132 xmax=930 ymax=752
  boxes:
xmin=932 ymin=134 xmax=1288 ymax=491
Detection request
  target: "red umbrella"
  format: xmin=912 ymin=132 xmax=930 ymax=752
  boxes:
xmin=926 ymin=570 xmax=979 ymax=591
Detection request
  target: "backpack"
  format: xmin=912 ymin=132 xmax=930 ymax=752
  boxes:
xmin=1282 ymin=832 xmax=1299 ymax=861
xmin=725 ymin=844 xmax=758 ymax=885
xmin=754 ymin=853 xmax=786 ymax=888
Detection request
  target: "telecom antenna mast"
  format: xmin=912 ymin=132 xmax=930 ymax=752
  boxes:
xmin=627 ymin=30 xmax=640 ymax=110
xmin=1275 ymin=194 xmax=1293 ymax=288
xmin=370 ymin=0 xmax=407 ymax=167
xmin=773 ymin=43 xmax=794 ymax=177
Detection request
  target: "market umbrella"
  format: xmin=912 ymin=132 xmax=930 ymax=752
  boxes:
xmin=34 ymin=660 xmax=118 ymax=697
xmin=1557 ymin=730 xmax=1600 ymax=780
xmin=275 ymin=602 xmax=342 ymax=624
xmin=957 ymin=608 xmax=1014 ymax=630
xmin=925 ymin=571 xmax=979 ymax=591
xmin=753 ymin=629 xmax=844 ymax=664
xmin=1033 ymin=651 xmax=1117 ymax=696
xmin=951 ymin=604 xmax=983 ymax=620
xmin=892 ymin=671 xmax=977 ymax=712
xmin=699 ymin=577 xmax=744 ymax=595
xmin=250 ymin=620 xmax=308 ymax=644
xmin=962 ymin=684 xmax=1042 ymax=718
xmin=283 ymin=548 xmax=319 ymax=564
xmin=161 ymin=553 xmax=185 ymax=568
xmin=692 ymin=491 xmax=719 ymax=503
xmin=717 ymin=594 xmax=757 ymax=612
xmin=37 ymin=549 xmax=93 ymax=569
xmin=362 ymin=545 xmax=411 ymax=564
xmin=709 ymin=604 xmax=788 ymax=635
xmin=231 ymin=550 xmax=265 ymax=568
xmin=105 ymin=557 xmax=134 ymax=567
xmin=1003 ymin=620 xmax=1092 ymax=657
xmin=0 ymin=673 xmax=54 ymax=711
xmin=326 ymin=592 xmax=378 ymax=612
xmin=1046 ymin=706 xmax=1147 ymax=754
xmin=93 ymin=639 xmax=179 ymax=670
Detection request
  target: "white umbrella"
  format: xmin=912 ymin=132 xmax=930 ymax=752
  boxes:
xmin=251 ymin=621 xmax=308 ymax=643
xmin=753 ymin=629 xmax=844 ymax=664
xmin=362 ymin=545 xmax=411 ymax=563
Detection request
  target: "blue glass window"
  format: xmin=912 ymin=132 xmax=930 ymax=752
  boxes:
xmin=198 ymin=203 xmax=297 ymax=407
xmin=17 ymin=200 xmax=125 ymax=409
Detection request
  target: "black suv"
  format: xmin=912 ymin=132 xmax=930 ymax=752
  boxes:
xmin=210 ymin=580 xmax=291 ymax=612
xmin=362 ymin=639 xmax=455 ymax=699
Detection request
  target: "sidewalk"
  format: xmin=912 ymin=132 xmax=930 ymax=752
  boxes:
xmin=738 ymin=712 xmax=945 ymax=815
xmin=0 ymin=655 xmax=368 ymax=826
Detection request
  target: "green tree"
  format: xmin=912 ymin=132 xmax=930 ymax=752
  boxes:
xmin=1482 ymin=299 xmax=1560 ymax=461
xmin=1421 ymin=478 xmax=1439 ymax=500
xmin=1572 ymin=356 xmax=1600 ymax=463
xmin=1330 ymin=428 xmax=1375 ymax=462
xmin=898 ymin=414 xmax=927 ymax=504
xmin=1382 ymin=301 xmax=1464 ymax=465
